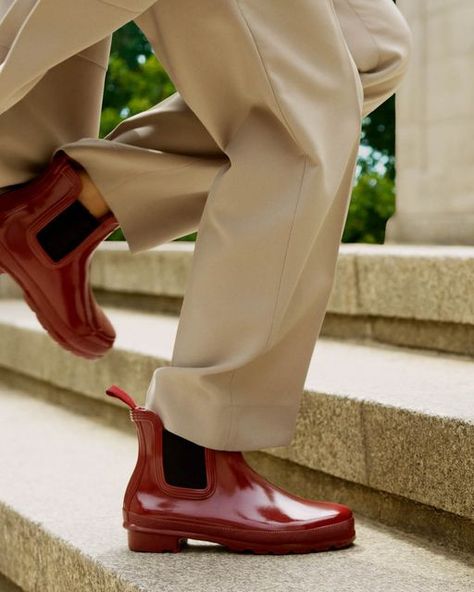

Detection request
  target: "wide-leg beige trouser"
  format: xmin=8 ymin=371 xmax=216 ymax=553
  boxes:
xmin=0 ymin=0 xmax=412 ymax=450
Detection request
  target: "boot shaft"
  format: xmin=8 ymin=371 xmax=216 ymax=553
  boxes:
xmin=106 ymin=385 xmax=218 ymax=514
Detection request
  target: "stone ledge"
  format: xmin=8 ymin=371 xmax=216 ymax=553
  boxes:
xmin=0 ymin=300 xmax=472 ymax=520
xmin=2 ymin=242 xmax=473 ymax=325
xmin=1 ymin=242 xmax=472 ymax=353
xmin=321 ymin=314 xmax=473 ymax=357
xmin=90 ymin=242 xmax=474 ymax=354
xmin=1 ymin=386 xmax=473 ymax=592
xmin=89 ymin=242 xmax=474 ymax=325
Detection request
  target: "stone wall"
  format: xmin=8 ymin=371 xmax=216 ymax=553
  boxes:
xmin=386 ymin=0 xmax=474 ymax=245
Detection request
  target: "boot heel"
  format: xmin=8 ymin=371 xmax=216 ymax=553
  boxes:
xmin=128 ymin=529 xmax=184 ymax=553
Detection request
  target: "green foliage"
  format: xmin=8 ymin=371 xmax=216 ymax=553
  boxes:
xmin=103 ymin=23 xmax=398 ymax=245
xmin=347 ymin=96 xmax=397 ymax=242
xmin=342 ymin=168 xmax=395 ymax=244
xmin=107 ymin=228 xmax=126 ymax=241
xmin=360 ymin=95 xmax=396 ymax=180
xmin=100 ymin=23 xmax=175 ymax=138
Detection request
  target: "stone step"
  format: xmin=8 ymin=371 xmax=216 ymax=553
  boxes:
xmin=0 ymin=299 xmax=472 ymax=552
xmin=1 ymin=242 xmax=473 ymax=355
xmin=91 ymin=242 xmax=474 ymax=355
xmin=1 ymin=384 xmax=473 ymax=592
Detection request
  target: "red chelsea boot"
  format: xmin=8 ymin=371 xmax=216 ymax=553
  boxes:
xmin=106 ymin=385 xmax=356 ymax=555
xmin=0 ymin=151 xmax=119 ymax=359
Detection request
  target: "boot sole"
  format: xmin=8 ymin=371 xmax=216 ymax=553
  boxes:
xmin=126 ymin=517 xmax=355 ymax=555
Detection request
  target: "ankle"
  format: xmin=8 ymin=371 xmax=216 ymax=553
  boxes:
xmin=77 ymin=169 xmax=110 ymax=219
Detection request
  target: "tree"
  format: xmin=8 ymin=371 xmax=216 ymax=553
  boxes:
xmin=101 ymin=22 xmax=174 ymax=139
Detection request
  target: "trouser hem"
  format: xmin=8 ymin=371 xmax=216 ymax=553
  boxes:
xmin=145 ymin=369 xmax=298 ymax=452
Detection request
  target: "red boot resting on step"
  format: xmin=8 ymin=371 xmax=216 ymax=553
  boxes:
xmin=106 ymin=384 xmax=356 ymax=555
xmin=0 ymin=151 xmax=119 ymax=359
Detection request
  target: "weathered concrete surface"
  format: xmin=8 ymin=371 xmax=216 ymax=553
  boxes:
xmin=330 ymin=244 xmax=474 ymax=325
xmin=2 ymin=367 xmax=471 ymax=553
xmin=2 ymin=243 xmax=473 ymax=353
xmin=322 ymin=314 xmax=474 ymax=357
xmin=90 ymin=243 xmax=474 ymax=354
xmin=90 ymin=242 xmax=474 ymax=325
xmin=91 ymin=241 xmax=193 ymax=298
xmin=1 ymin=387 xmax=473 ymax=592
xmin=0 ymin=299 xmax=472 ymax=520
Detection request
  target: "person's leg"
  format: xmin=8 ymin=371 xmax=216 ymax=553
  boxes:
xmin=0 ymin=2 xmax=128 ymax=356
xmin=133 ymin=0 xmax=410 ymax=452
xmin=114 ymin=0 xmax=363 ymax=452
xmin=0 ymin=0 xmax=114 ymax=192
xmin=0 ymin=0 xmax=226 ymax=357
xmin=1 ymin=0 xmax=409 ymax=243
xmin=59 ymin=0 xmax=413 ymax=248
xmin=0 ymin=0 xmax=161 ymax=116
xmin=0 ymin=0 xmax=411 ymax=431
xmin=0 ymin=5 xmax=122 ymax=357
xmin=0 ymin=0 xmax=224 ymax=243
xmin=104 ymin=3 xmax=411 ymax=553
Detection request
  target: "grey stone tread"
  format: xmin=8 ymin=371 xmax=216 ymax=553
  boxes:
xmin=3 ymin=242 xmax=474 ymax=325
xmin=0 ymin=299 xmax=472 ymax=421
xmin=0 ymin=385 xmax=472 ymax=592
xmin=89 ymin=242 xmax=474 ymax=325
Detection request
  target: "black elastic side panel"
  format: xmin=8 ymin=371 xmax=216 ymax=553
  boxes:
xmin=37 ymin=201 xmax=99 ymax=262
xmin=162 ymin=428 xmax=208 ymax=489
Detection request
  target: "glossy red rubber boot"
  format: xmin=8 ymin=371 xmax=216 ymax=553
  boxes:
xmin=0 ymin=152 xmax=119 ymax=359
xmin=106 ymin=385 xmax=356 ymax=555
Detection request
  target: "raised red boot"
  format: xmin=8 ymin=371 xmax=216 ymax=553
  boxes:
xmin=0 ymin=151 xmax=119 ymax=359
xmin=106 ymin=385 xmax=356 ymax=554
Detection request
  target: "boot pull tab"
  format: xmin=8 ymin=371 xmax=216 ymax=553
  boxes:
xmin=106 ymin=385 xmax=138 ymax=409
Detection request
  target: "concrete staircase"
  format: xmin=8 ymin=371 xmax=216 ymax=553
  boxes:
xmin=0 ymin=242 xmax=473 ymax=591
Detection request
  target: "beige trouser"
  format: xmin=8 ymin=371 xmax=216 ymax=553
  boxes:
xmin=0 ymin=0 xmax=412 ymax=450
